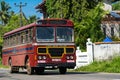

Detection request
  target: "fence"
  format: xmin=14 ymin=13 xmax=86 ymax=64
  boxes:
xmin=75 ymin=38 xmax=120 ymax=69
xmin=75 ymin=38 xmax=93 ymax=68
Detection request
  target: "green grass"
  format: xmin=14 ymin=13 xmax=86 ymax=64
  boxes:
xmin=75 ymin=56 xmax=120 ymax=73
xmin=0 ymin=58 xmax=9 ymax=68
xmin=0 ymin=65 xmax=9 ymax=68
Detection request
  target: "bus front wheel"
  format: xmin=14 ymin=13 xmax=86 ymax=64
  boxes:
xmin=59 ymin=67 xmax=67 ymax=74
xmin=26 ymin=59 xmax=34 ymax=75
xmin=35 ymin=67 xmax=44 ymax=74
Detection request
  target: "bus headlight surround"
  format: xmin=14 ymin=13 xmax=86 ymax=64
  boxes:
xmin=38 ymin=56 xmax=42 ymax=60
xmin=66 ymin=55 xmax=74 ymax=60
xmin=70 ymin=56 xmax=74 ymax=59
xmin=38 ymin=56 xmax=47 ymax=60
xmin=66 ymin=56 xmax=70 ymax=60
xmin=43 ymin=56 xmax=47 ymax=60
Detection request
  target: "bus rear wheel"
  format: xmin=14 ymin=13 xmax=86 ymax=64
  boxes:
xmin=9 ymin=59 xmax=19 ymax=73
xmin=26 ymin=59 xmax=34 ymax=75
xmin=59 ymin=67 xmax=67 ymax=74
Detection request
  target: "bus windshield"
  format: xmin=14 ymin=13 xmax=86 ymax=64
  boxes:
xmin=56 ymin=27 xmax=74 ymax=42
xmin=36 ymin=27 xmax=55 ymax=42
xmin=36 ymin=27 xmax=74 ymax=42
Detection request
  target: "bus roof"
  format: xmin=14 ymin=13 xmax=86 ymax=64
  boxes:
xmin=36 ymin=18 xmax=74 ymax=26
xmin=4 ymin=23 xmax=36 ymax=37
xmin=4 ymin=18 xmax=74 ymax=37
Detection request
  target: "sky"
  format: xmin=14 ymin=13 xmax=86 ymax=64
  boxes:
xmin=4 ymin=0 xmax=43 ymax=18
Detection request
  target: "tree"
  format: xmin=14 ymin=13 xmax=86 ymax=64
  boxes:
xmin=0 ymin=1 xmax=12 ymax=25
xmin=0 ymin=14 xmax=29 ymax=57
xmin=112 ymin=1 xmax=120 ymax=10
xmin=46 ymin=0 xmax=105 ymax=49
xmin=0 ymin=25 xmax=4 ymax=46
xmin=28 ymin=15 xmax=37 ymax=23
xmin=0 ymin=25 xmax=4 ymax=57
xmin=46 ymin=0 xmax=102 ymax=21
xmin=75 ymin=3 xmax=105 ymax=49
xmin=46 ymin=0 xmax=88 ymax=21
xmin=4 ymin=14 xmax=28 ymax=33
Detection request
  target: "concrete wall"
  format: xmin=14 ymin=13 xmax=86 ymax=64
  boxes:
xmin=94 ymin=42 xmax=120 ymax=60
xmin=75 ymin=38 xmax=120 ymax=69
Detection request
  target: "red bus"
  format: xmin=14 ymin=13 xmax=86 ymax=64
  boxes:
xmin=2 ymin=18 xmax=76 ymax=74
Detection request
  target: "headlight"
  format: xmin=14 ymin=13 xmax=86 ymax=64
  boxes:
xmin=66 ymin=55 xmax=74 ymax=60
xmin=38 ymin=56 xmax=42 ymax=60
xmin=66 ymin=56 xmax=70 ymax=59
xmin=38 ymin=56 xmax=47 ymax=60
xmin=43 ymin=56 xmax=47 ymax=60
xmin=70 ymin=56 xmax=74 ymax=59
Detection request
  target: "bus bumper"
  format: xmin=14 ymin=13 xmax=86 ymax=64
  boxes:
xmin=36 ymin=62 xmax=76 ymax=69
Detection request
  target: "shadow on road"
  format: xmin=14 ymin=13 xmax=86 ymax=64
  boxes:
xmin=0 ymin=73 xmax=10 ymax=78
xmin=0 ymin=69 xmax=97 ymax=76
xmin=14 ymin=70 xmax=98 ymax=76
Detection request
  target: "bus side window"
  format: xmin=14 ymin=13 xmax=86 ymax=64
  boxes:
xmin=7 ymin=37 xmax=9 ymax=47
xmin=4 ymin=38 xmax=6 ymax=47
xmin=21 ymin=32 xmax=25 ymax=44
xmin=3 ymin=38 xmax=5 ymax=47
xmin=9 ymin=36 xmax=11 ymax=46
xmin=20 ymin=32 xmax=23 ymax=44
xmin=11 ymin=36 xmax=13 ymax=46
xmin=28 ymin=28 xmax=33 ymax=42
xmin=17 ymin=33 xmax=20 ymax=44
xmin=10 ymin=36 xmax=13 ymax=46
xmin=8 ymin=37 xmax=10 ymax=47
xmin=25 ymin=30 xmax=29 ymax=43
xmin=5 ymin=38 xmax=7 ymax=47
xmin=13 ymin=34 xmax=17 ymax=46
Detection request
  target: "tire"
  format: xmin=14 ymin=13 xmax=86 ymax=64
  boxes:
xmin=35 ymin=67 xmax=44 ymax=74
xmin=9 ymin=59 xmax=14 ymax=73
xmin=26 ymin=59 xmax=34 ymax=75
xmin=59 ymin=67 xmax=67 ymax=74
xmin=9 ymin=59 xmax=19 ymax=73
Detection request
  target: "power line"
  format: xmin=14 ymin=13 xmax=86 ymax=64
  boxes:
xmin=14 ymin=2 xmax=27 ymax=27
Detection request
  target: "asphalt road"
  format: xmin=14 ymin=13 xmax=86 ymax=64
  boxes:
xmin=0 ymin=69 xmax=120 ymax=80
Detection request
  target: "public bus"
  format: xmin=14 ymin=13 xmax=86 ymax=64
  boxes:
xmin=2 ymin=18 xmax=76 ymax=75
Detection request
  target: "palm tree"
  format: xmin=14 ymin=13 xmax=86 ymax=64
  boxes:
xmin=0 ymin=1 xmax=11 ymax=25
xmin=28 ymin=15 xmax=37 ymax=23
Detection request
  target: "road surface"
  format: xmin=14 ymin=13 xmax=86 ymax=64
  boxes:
xmin=0 ymin=69 xmax=120 ymax=80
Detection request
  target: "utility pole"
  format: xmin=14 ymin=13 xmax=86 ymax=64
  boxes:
xmin=14 ymin=2 xmax=27 ymax=27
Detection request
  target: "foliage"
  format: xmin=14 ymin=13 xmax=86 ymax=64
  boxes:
xmin=0 ymin=25 xmax=4 ymax=46
xmin=75 ymin=3 xmax=105 ymax=49
xmin=0 ymin=25 xmax=4 ymax=56
xmin=0 ymin=1 xmax=38 ymax=59
xmin=46 ymin=0 xmax=105 ymax=49
xmin=28 ymin=15 xmax=37 ymax=23
xmin=75 ymin=56 xmax=120 ymax=73
xmin=0 ymin=1 xmax=13 ymax=25
xmin=0 ymin=14 xmax=28 ymax=56
xmin=46 ymin=0 xmax=89 ymax=21
xmin=0 ymin=1 xmax=37 ymax=55
xmin=112 ymin=1 xmax=120 ymax=10
xmin=3 ymin=14 xmax=28 ymax=33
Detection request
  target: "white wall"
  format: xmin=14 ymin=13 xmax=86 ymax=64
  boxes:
xmin=94 ymin=42 xmax=120 ymax=60
xmin=75 ymin=38 xmax=120 ymax=69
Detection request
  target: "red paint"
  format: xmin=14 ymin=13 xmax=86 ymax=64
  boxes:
xmin=2 ymin=19 xmax=76 ymax=69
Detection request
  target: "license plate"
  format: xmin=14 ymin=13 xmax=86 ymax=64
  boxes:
xmin=52 ymin=59 xmax=61 ymax=62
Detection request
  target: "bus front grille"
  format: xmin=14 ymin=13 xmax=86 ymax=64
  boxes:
xmin=48 ymin=48 xmax=64 ymax=57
